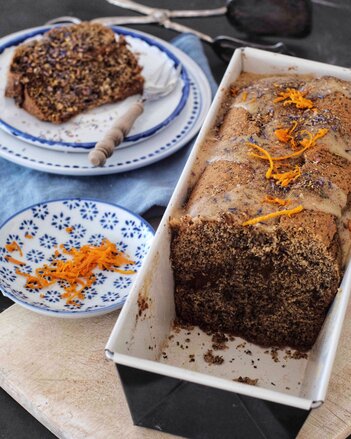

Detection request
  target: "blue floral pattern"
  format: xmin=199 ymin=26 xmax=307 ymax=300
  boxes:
xmin=20 ymin=219 xmax=39 ymax=237
xmin=63 ymin=239 xmax=81 ymax=251
xmin=100 ymin=212 xmax=119 ymax=230
xmin=0 ymin=267 xmax=16 ymax=283
xmin=39 ymin=234 xmax=58 ymax=249
xmin=84 ymin=287 xmax=98 ymax=300
xmin=116 ymin=240 xmax=128 ymax=252
xmin=63 ymin=200 xmax=81 ymax=210
xmin=6 ymin=234 xmax=23 ymax=247
xmin=51 ymin=212 xmax=71 ymax=230
xmin=101 ymin=291 xmax=121 ymax=302
xmin=26 ymin=249 xmax=45 ymax=263
xmin=32 ymin=204 xmax=49 ymax=220
xmin=92 ymin=272 xmax=107 ymax=285
xmin=0 ymin=199 xmax=154 ymax=317
xmin=113 ymin=276 xmax=132 ymax=289
xmin=88 ymin=234 xmax=104 ymax=246
xmin=43 ymin=290 xmax=61 ymax=303
xmin=80 ymin=201 xmax=98 ymax=221
xmin=11 ymin=289 xmax=29 ymax=300
xmin=69 ymin=224 xmax=86 ymax=240
xmin=121 ymin=219 xmax=141 ymax=238
xmin=0 ymin=246 xmax=8 ymax=263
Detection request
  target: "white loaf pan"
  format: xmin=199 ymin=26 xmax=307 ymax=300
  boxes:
xmin=106 ymin=48 xmax=351 ymax=412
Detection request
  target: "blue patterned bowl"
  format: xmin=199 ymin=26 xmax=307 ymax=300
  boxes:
xmin=0 ymin=199 xmax=154 ymax=317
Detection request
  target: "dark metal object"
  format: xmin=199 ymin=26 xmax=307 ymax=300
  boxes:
xmin=104 ymin=0 xmax=304 ymax=60
xmin=227 ymin=0 xmax=312 ymax=37
xmin=117 ymin=364 xmax=310 ymax=439
xmin=49 ymin=0 xmax=313 ymax=61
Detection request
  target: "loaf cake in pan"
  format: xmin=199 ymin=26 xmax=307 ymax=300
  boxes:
xmin=170 ymin=73 xmax=351 ymax=350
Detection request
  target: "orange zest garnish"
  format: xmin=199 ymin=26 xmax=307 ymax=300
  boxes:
xmin=242 ymin=205 xmax=304 ymax=226
xmin=274 ymin=88 xmax=314 ymax=109
xmin=5 ymin=255 xmax=25 ymax=266
xmin=250 ymin=128 xmax=328 ymax=162
xmin=299 ymin=128 xmax=329 ymax=148
xmin=247 ymin=142 xmax=274 ymax=179
xmin=272 ymin=165 xmax=301 ymax=187
xmin=25 ymin=234 xmax=33 ymax=239
xmin=16 ymin=239 xmax=136 ymax=306
xmin=274 ymin=128 xmax=291 ymax=143
xmin=242 ymin=91 xmax=248 ymax=102
xmin=5 ymin=241 xmax=23 ymax=256
xmin=262 ymin=196 xmax=291 ymax=206
xmin=274 ymin=121 xmax=298 ymax=147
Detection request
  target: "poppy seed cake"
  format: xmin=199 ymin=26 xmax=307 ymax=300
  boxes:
xmin=170 ymin=73 xmax=351 ymax=350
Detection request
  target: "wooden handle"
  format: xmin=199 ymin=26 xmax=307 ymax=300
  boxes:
xmin=89 ymin=101 xmax=144 ymax=167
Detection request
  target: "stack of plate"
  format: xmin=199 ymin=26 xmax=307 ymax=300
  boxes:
xmin=0 ymin=25 xmax=212 ymax=176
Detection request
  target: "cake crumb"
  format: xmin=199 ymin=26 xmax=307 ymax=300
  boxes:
xmin=236 ymin=342 xmax=246 ymax=349
xmin=203 ymin=349 xmax=224 ymax=365
xmin=137 ymin=295 xmax=149 ymax=317
xmin=234 ymin=376 xmax=258 ymax=386
xmin=211 ymin=333 xmax=229 ymax=350
xmin=270 ymin=348 xmax=280 ymax=363
xmin=284 ymin=349 xmax=308 ymax=360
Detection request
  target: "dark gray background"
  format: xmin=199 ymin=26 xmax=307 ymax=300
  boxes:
xmin=1 ymin=0 xmax=351 ymax=438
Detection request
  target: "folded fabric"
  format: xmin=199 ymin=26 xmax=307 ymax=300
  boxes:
xmin=0 ymin=34 xmax=217 ymax=225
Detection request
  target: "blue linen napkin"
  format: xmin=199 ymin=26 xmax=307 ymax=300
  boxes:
xmin=0 ymin=34 xmax=217 ymax=224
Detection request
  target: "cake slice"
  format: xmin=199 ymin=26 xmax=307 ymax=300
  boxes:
xmin=5 ymin=23 xmax=144 ymax=123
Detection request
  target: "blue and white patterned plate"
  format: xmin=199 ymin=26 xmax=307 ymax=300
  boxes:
xmin=0 ymin=199 xmax=154 ymax=318
xmin=0 ymin=25 xmax=190 ymax=152
xmin=0 ymin=28 xmax=211 ymax=175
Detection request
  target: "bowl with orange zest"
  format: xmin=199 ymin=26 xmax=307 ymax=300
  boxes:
xmin=0 ymin=198 xmax=154 ymax=317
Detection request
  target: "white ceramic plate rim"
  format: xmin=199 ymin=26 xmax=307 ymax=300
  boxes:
xmin=0 ymin=197 xmax=155 ymax=318
xmin=0 ymin=25 xmax=190 ymax=150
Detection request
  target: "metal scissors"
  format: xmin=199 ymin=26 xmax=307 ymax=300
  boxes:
xmin=48 ymin=0 xmax=303 ymax=62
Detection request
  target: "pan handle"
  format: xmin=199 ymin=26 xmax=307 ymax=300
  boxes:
xmin=212 ymin=35 xmax=292 ymax=62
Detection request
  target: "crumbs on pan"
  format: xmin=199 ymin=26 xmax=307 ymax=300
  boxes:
xmin=203 ymin=349 xmax=224 ymax=365
xmin=211 ymin=332 xmax=229 ymax=351
xmin=233 ymin=376 xmax=258 ymax=386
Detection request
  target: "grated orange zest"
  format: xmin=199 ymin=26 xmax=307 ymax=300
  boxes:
xmin=272 ymin=165 xmax=301 ymax=187
xmin=262 ymin=195 xmax=291 ymax=206
xmin=274 ymin=88 xmax=314 ymax=109
xmin=274 ymin=121 xmax=299 ymax=147
xmin=5 ymin=241 xmax=23 ymax=256
xmin=242 ymin=205 xmax=304 ymax=226
xmin=247 ymin=142 xmax=274 ymax=179
xmin=299 ymin=128 xmax=328 ymax=148
xmin=250 ymin=128 xmax=328 ymax=162
xmin=5 ymin=255 xmax=25 ymax=266
xmin=274 ymin=128 xmax=291 ymax=143
xmin=16 ymin=238 xmax=135 ymax=306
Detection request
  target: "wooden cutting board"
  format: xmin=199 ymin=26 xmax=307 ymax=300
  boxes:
xmin=0 ymin=303 xmax=350 ymax=439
